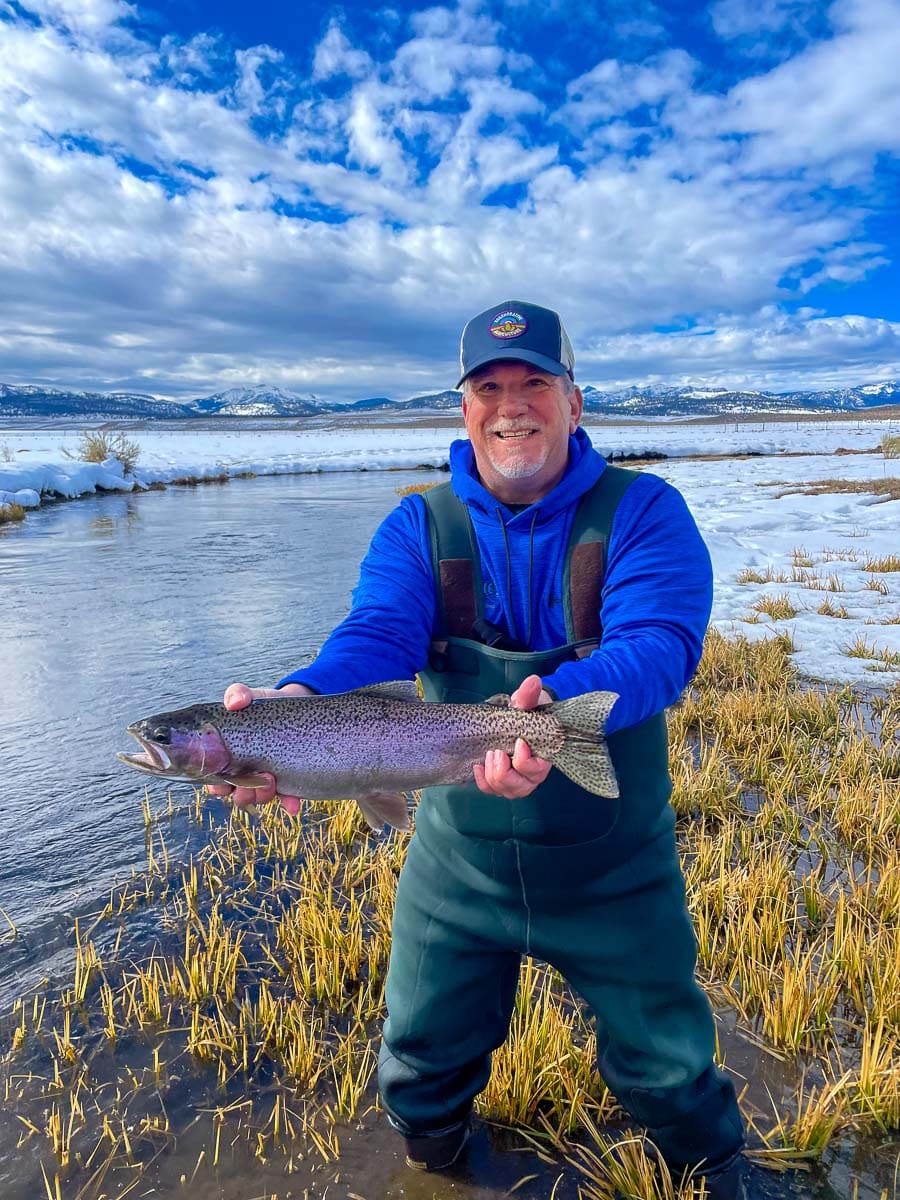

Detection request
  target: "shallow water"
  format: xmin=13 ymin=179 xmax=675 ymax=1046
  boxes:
xmin=0 ymin=471 xmax=896 ymax=1200
xmin=0 ymin=470 xmax=439 ymax=1006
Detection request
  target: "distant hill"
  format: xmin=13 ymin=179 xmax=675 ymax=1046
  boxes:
xmin=0 ymin=383 xmax=189 ymax=420
xmin=1 ymin=380 xmax=899 ymax=420
xmin=579 ymin=380 xmax=900 ymax=416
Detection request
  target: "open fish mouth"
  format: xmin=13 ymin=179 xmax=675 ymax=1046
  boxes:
xmin=116 ymin=729 xmax=172 ymax=775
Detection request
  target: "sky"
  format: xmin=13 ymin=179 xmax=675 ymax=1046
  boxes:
xmin=2 ymin=0 xmax=900 ymax=400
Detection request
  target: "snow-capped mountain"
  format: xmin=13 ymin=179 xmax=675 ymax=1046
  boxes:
xmin=1 ymin=380 xmax=899 ymax=420
xmin=190 ymin=384 xmax=321 ymax=416
xmin=0 ymin=383 xmax=188 ymax=419
xmin=579 ymin=381 xmax=900 ymax=415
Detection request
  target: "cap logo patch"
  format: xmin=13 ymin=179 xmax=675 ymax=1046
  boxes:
xmin=489 ymin=310 xmax=527 ymax=339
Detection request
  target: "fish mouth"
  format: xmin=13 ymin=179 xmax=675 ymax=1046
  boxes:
xmin=116 ymin=729 xmax=173 ymax=775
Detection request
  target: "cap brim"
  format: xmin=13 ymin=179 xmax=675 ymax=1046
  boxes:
xmin=456 ymin=349 xmax=568 ymax=389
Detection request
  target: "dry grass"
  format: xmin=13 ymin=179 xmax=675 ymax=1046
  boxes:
xmin=863 ymin=554 xmax=900 ymax=572
xmin=864 ymin=577 xmax=890 ymax=594
xmin=774 ymin=477 xmax=900 ymax=502
xmin=62 ymin=430 xmax=141 ymax=475
xmin=0 ymin=502 xmax=26 ymax=524
xmin=844 ymin=634 xmax=900 ymax=669
xmin=394 ymin=480 xmax=442 ymax=497
xmin=882 ymin=434 xmax=900 ymax=459
xmin=736 ymin=566 xmax=788 ymax=585
xmin=750 ymin=593 xmax=799 ymax=620
xmin=817 ymin=599 xmax=850 ymax=618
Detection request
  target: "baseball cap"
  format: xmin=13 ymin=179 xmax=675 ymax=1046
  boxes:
xmin=457 ymin=300 xmax=575 ymax=388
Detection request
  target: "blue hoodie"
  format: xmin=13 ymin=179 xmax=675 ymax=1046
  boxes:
xmin=278 ymin=427 xmax=712 ymax=735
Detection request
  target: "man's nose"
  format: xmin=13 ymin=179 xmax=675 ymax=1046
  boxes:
xmin=495 ymin=386 xmax=530 ymax=414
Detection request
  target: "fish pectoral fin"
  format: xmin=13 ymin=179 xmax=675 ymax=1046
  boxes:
xmin=356 ymin=792 xmax=411 ymax=833
xmin=211 ymin=772 xmax=272 ymax=789
xmin=483 ymin=692 xmax=511 ymax=707
xmin=352 ymin=680 xmax=421 ymax=702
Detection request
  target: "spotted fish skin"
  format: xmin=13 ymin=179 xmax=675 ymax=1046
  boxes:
xmin=118 ymin=680 xmax=619 ymax=831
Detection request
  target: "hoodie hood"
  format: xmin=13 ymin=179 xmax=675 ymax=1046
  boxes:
xmin=449 ymin=426 xmax=606 ymax=521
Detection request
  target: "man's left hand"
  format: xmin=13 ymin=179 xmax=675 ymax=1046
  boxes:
xmin=473 ymin=674 xmax=553 ymax=799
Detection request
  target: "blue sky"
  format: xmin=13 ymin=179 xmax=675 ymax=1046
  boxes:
xmin=1 ymin=0 xmax=899 ymax=399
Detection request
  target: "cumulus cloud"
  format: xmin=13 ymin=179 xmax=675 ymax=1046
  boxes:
xmin=312 ymin=19 xmax=373 ymax=81
xmin=0 ymin=0 xmax=898 ymax=398
xmin=22 ymin=0 xmax=134 ymax=34
xmin=709 ymin=0 xmax=823 ymax=43
xmin=579 ymin=310 xmax=900 ymax=392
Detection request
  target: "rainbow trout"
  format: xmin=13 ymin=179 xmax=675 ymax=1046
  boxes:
xmin=117 ymin=680 xmax=619 ymax=832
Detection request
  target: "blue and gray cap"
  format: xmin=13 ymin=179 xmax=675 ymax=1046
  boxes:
xmin=457 ymin=300 xmax=575 ymax=388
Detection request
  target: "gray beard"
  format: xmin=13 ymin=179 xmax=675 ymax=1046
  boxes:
xmin=485 ymin=443 xmax=549 ymax=479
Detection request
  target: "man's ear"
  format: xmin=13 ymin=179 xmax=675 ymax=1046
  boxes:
xmin=570 ymin=385 xmax=584 ymax=431
xmin=461 ymin=392 xmax=470 ymax=423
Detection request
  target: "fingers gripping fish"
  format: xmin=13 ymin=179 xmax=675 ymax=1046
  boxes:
xmin=117 ymin=681 xmax=619 ymax=832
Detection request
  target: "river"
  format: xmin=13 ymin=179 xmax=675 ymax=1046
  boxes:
xmin=0 ymin=470 xmax=434 ymax=1006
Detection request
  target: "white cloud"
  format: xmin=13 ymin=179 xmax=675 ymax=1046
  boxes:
xmin=312 ymin=19 xmax=372 ymax=82
xmin=709 ymin=0 xmax=821 ymax=42
xmin=577 ymin=310 xmax=900 ymax=392
xmin=233 ymin=44 xmax=286 ymax=117
xmin=561 ymin=49 xmax=696 ymax=125
xmin=0 ymin=0 xmax=898 ymax=399
xmin=712 ymin=0 xmax=900 ymax=180
xmin=22 ymin=0 xmax=134 ymax=34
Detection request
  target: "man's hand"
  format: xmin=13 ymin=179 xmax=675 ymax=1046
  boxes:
xmin=205 ymin=682 xmax=312 ymax=816
xmin=473 ymin=674 xmax=553 ymax=799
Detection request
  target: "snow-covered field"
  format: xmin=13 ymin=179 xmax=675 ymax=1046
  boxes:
xmin=1 ymin=418 xmax=898 ymax=689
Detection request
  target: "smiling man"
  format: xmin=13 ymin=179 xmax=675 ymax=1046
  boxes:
xmin=213 ymin=301 xmax=747 ymax=1198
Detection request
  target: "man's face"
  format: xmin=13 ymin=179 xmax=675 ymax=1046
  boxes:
xmin=461 ymin=360 xmax=583 ymax=501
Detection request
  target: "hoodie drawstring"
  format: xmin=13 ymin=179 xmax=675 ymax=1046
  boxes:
xmin=494 ymin=507 xmax=540 ymax=650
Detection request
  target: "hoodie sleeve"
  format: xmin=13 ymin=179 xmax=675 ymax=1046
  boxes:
xmin=542 ymin=473 xmax=712 ymax=734
xmin=276 ymin=495 xmax=436 ymax=694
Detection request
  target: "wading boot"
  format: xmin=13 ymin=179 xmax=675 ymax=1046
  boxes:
xmin=404 ymin=1118 xmax=472 ymax=1171
xmin=699 ymin=1155 xmax=748 ymax=1200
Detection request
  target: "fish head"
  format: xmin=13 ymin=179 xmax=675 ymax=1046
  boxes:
xmin=117 ymin=705 xmax=233 ymax=781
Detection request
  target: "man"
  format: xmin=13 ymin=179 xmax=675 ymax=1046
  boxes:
xmin=211 ymin=301 xmax=747 ymax=1198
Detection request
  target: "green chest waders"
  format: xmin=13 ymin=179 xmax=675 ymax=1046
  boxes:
xmin=377 ymin=468 xmax=745 ymax=1183
xmin=416 ymin=467 xmax=673 ymax=879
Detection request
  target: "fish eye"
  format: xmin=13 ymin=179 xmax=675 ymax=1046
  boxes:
xmin=148 ymin=725 xmax=171 ymax=743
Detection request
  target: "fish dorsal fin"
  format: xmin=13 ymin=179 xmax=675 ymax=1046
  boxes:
xmin=356 ymin=792 xmax=411 ymax=832
xmin=352 ymin=680 xmax=421 ymax=702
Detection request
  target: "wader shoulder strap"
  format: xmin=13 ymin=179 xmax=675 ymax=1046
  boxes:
xmin=564 ymin=464 xmax=641 ymax=643
xmin=422 ymin=482 xmax=484 ymax=638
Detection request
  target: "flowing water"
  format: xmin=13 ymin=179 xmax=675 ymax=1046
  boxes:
xmin=0 ymin=471 xmax=431 ymax=1005
xmin=0 ymin=471 xmax=895 ymax=1200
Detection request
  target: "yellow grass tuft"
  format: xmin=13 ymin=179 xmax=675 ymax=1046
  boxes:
xmin=750 ymin=593 xmax=799 ymax=620
xmin=0 ymin=502 xmax=26 ymax=524
xmin=394 ymin=480 xmax=442 ymax=497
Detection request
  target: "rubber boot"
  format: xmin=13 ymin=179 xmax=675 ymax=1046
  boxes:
xmin=403 ymin=1117 xmax=472 ymax=1171
xmin=697 ymin=1154 xmax=747 ymax=1200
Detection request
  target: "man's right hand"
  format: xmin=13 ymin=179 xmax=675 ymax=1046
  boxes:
xmin=205 ymin=682 xmax=313 ymax=815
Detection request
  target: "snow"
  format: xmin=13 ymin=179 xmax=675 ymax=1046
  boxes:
xmin=1 ymin=418 xmax=898 ymax=690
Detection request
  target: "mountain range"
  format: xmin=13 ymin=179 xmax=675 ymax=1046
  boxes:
xmin=1 ymin=379 xmax=899 ymax=420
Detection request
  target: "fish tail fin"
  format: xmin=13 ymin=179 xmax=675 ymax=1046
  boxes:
xmin=547 ymin=691 xmax=620 ymax=799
